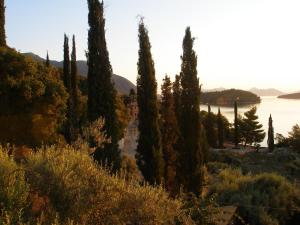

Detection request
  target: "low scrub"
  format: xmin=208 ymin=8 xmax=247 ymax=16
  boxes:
xmin=0 ymin=145 xmax=215 ymax=225
xmin=209 ymin=168 xmax=300 ymax=225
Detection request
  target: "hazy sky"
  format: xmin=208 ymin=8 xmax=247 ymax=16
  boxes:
xmin=6 ymin=0 xmax=300 ymax=92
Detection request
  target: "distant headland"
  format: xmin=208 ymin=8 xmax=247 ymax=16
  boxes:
xmin=201 ymin=89 xmax=260 ymax=106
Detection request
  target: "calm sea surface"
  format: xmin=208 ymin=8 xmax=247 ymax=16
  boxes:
xmin=200 ymin=96 xmax=300 ymax=147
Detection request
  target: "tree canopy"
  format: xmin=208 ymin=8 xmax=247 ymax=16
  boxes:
xmin=0 ymin=47 xmax=67 ymax=146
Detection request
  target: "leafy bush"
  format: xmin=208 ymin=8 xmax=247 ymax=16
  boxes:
xmin=0 ymin=145 xmax=216 ymax=225
xmin=209 ymin=168 xmax=300 ymax=225
xmin=0 ymin=146 xmax=29 ymax=224
xmin=0 ymin=47 xmax=67 ymax=147
xmin=208 ymin=150 xmax=242 ymax=167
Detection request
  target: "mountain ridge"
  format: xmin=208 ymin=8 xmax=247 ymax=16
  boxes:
xmin=249 ymin=87 xmax=285 ymax=96
xmin=23 ymin=52 xmax=136 ymax=95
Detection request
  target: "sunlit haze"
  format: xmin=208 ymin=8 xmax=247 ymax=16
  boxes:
xmin=6 ymin=0 xmax=300 ymax=92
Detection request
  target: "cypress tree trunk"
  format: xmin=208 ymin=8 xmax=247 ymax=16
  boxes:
xmin=217 ymin=108 xmax=224 ymax=148
xmin=205 ymin=105 xmax=217 ymax=148
xmin=136 ymin=20 xmax=164 ymax=185
xmin=267 ymin=114 xmax=275 ymax=151
xmin=70 ymin=35 xmax=79 ymax=139
xmin=177 ymin=27 xmax=207 ymax=195
xmin=87 ymin=0 xmax=120 ymax=170
xmin=234 ymin=100 xmax=239 ymax=148
xmin=161 ymin=75 xmax=179 ymax=194
xmin=0 ymin=0 xmax=6 ymax=47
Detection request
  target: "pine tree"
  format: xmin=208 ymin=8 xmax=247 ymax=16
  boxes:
xmin=0 ymin=0 xmax=6 ymax=47
xmin=63 ymin=34 xmax=73 ymax=143
xmin=205 ymin=105 xmax=217 ymax=148
xmin=240 ymin=107 xmax=265 ymax=147
xmin=177 ymin=27 xmax=207 ymax=195
xmin=45 ymin=51 xmax=50 ymax=67
xmin=160 ymin=75 xmax=179 ymax=193
xmin=87 ymin=0 xmax=121 ymax=170
xmin=70 ymin=35 xmax=79 ymax=139
xmin=217 ymin=107 xmax=224 ymax=148
xmin=234 ymin=100 xmax=239 ymax=148
xmin=136 ymin=20 xmax=164 ymax=184
xmin=267 ymin=114 xmax=274 ymax=151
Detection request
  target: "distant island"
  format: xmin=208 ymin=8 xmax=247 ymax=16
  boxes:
xmin=201 ymin=89 xmax=261 ymax=106
xmin=278 ymin=92 xmax=300 ymax=99
xmin=249 ymin=88 xmax=286 ymax=96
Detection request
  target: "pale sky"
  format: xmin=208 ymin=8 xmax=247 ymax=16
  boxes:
xmin=6 ymin=0 xmax=300 ymax=92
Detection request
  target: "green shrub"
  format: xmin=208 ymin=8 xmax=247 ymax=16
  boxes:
xmin=206 ymin=162 xmax=231 ymax=174
xmin=210 ymin=168 xmax=300 ymax=225
xmin=0 ymin=146 xmax=29 ymax=224
xmin=0 ymin=145 xmax=218 ymax=224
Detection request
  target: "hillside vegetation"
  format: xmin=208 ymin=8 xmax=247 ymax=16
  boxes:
xmin=23 ymin=53 xmax=136 ymax=94
xmin=0 ymin=146 xmax=212 ymax=225
xmin=201 ymin=89 xmax=260 ymax=106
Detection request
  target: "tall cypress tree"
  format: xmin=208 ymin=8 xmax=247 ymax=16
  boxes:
xmin=205 ymin=105 xmax=217 ymax=148
xmin=173 ymin=74 xmax=182 ymax=123
xmin=70 ymin=35 xmax=79 ymax=138
xmin=0 ymin=0 xmax=6 ymax=47
xmin=267 ymin=114 xmax=274 ymax=151
xmin=63 ymin=34 xmax=71 ymax=91
xmin=234 ymin=100 xmax=239 ymax=148
xmin=63 ymin=34 xmax=73 ymax=143
xmin=45 ymin=51 xmax=50 ymax=67
xmin=136 ymin=20 xmax=164 ymax=184
xmin=87 ymin=0 xmax=120 ymax=170
xmin=178 ymin=27 xmax=207 ymax=195
xmin=217 ymin=107 xmax=224 ymax=148
xmin=161 ymin=75 xmax=179 ymax=193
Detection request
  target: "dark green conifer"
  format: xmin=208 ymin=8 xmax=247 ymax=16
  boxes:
xmin=173 ymin=74 xmax=182 ymax=122
xmin=234 ymin=100 xmax=239 ymax=148
xmin=136 ymin=20 xmax=164 ymax=184
xmin=45 ymin=51 xmax=50 ymax=67
xmin=205 ymin=105 xmax=217 ymax=148
xmin=70 ymin=35 xmax=79 ymax=138
xmin=63 ymin=34 xmax=71 ymax=90
xmin=217 ymin=107 xmax=224 ymax=148
xmin=161 ymin=75 xmax=179 ymax=193
xmin=63 ymin=34 xmax=73 ymax=143
xmin=177 ymin=27 xmax=207 ymax=195
xmin=0 ymin=0 xmax=6 ymax=47
xmin=267 ymin=114 xmax=275 ymax=151
xmin=87 ymin=0 xmax=121 ymax=170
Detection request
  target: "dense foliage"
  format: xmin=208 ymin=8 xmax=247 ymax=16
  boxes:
xmin=210 ymin=168 xmax=300 ymax=225
xmin=0 ymin=47 xmax=67 ymax=147
xmin=201 ymin=89 xmax=260 ymax=106
xmin=0 ymin=146 xmax=216 ymax=225
xmin=87 ymin=0 xmax=121 ymax=169
xmin=160 ymin=75 xmax=179 ymax=193
xmin=276 ymin=124 xmax=300 ymax=153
